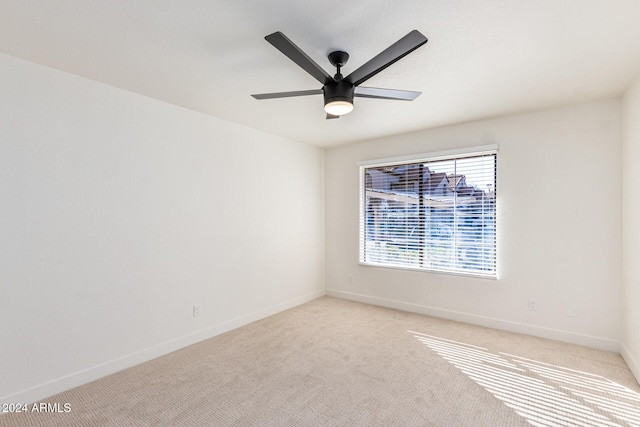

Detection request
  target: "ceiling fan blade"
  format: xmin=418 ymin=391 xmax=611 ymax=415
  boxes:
xmin=326 ymin=113 xmax=340 ymax=120
xmin=265 ymin=32 xmax=333 ymax=85
xmin=354 ymin=86 xmax=421 ymax=101
xmin=251 ymin=89 xmax=323 ymax=100
xmin=345 ymin=30 xmax=428 ymax=87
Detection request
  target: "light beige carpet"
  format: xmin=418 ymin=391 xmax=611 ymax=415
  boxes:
xmin=2 ymin=296 xmax=639 ymax=426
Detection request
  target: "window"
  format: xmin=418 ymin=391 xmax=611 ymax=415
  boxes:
xmin=359 ymin=145 xmax=497 ymax=278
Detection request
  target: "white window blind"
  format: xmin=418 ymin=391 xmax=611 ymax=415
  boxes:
xmin=359 ymin=147 xmax=497 ymax=277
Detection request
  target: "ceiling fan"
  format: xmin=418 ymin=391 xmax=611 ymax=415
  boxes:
xmin=251 ymin=30 xmax=428 ymax=119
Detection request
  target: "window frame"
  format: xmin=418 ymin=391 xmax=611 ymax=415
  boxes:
xmin=358 ymin=144 xmax=498 ymax=279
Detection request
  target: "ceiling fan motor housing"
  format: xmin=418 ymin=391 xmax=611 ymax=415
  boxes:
xmin=323 ymin=81 xmax=355 ymax=105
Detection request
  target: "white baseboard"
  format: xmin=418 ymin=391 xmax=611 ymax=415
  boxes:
xmin=621 ymin=344 xmax=640 ymax=386
xmin=1 ymin=289 xmax=324 ymax=406
xmin=326 ymin=289 xmax=620 ymax=352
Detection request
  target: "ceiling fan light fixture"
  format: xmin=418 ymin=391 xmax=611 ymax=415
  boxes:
xmin=324 ymin=100 xmax=353 ymax=116
xmin=323 ymin=81 xmax=355 ymax=116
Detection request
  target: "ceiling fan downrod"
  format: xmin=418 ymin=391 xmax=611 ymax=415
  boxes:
xmin=328 ymin=50 xmax=349 ymax=82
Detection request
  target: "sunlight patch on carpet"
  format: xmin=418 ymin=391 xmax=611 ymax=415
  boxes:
xmin=410 ymin=331 xmax=640 ymax=427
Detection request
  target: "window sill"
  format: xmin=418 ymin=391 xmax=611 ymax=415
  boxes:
xmin=359 ymin=261 xmax=497 ymax=280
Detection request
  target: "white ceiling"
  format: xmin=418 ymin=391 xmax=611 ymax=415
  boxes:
xmin=2 ymin=1 xmax=640 ymax=148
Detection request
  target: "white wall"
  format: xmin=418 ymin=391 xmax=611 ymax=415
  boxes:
xmin=622 ymin=74 xmax=640 ymax=380
xmin=0 ymin=53 xmax=325 ymax=405
xmin=326 ymin=100 xmax=622 ymax=351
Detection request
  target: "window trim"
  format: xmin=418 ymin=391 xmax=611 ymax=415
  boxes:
xmin=358 ymin=144 xmax=498 ymax=279
xmin=357 ymin=144 xmax=499 ymax=168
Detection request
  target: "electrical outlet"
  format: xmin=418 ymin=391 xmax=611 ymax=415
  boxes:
xmin=528 ymin=299 xmax=537 ymax=311
xmin=348 ymin=274 xmax=354 ymax=284
xmin=566 ymin=304 xmax=577 ymax=317
xmin=193 ymin=305 xmax=201 ymax=318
